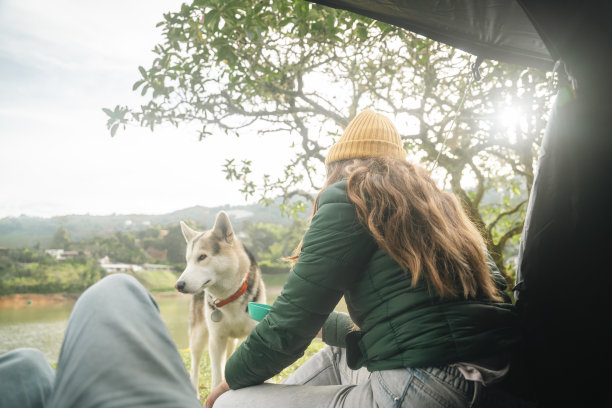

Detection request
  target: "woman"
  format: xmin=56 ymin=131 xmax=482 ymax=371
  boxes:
xmin=207 ymin=110 xmax=521 ymax=408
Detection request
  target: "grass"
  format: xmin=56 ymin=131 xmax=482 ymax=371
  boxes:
xmin=179 ymin=339 xmax=326 ymax=403
xmin=126 ymin=269 xmax=178 ymax=292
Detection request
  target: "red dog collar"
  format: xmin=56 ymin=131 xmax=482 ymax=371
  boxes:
xmin=214 ymin=275 xmax=249 ymax=308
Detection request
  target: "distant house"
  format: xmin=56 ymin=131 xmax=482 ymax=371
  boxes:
xmin=45 ymin=249 xmax=64 ymax=260
xmin=98 ymin=256 xmax=171 ymax=274
xmin=45 ymin=249 xmax=81 ymax=261
xmin=142 ymin=263 xmax=172 ymax=272
xmin=62 ymin=250 xmax=79 ymax=258
xmin=101 ymin=263 xmax=143 ymax=274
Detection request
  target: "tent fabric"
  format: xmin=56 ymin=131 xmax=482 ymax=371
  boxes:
xmin=310 ymin=0 xmax=554 ymax=70
xmin=513 ymin=88 xmax=612 ymax=407
xmin=517 ymin=0 xmax=612 ymax=97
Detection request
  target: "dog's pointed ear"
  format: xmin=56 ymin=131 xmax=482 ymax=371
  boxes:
xmin=180 ymin=221 xmax=198 ymax=242
xmin=212 ymin=211 xmax=234 ymax=244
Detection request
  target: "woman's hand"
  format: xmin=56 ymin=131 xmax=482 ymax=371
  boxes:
xmin=205 ymin=380 xmax=230 ymax=408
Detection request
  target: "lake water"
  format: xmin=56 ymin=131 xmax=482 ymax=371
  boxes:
xmin=0 ymin=293 xmax=191 ymax=363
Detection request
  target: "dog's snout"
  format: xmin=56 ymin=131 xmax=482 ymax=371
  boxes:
xmin=175 ymin=281 xmax=186 ymax=292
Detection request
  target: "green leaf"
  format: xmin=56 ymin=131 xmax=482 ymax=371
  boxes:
xmin=132 ymin=80 xmax=145 ymax=91
xmin=205 ymin=9 xmax=220 ymax=30
xmin=138 ymin=66 xmax=147 ymax=78
xmin=325 ymin=13 xmax=336 ymax=33
xmin=355 ymin=23 xmax=367 ymax=41
xmin=217 ymin=45 xmax=236 ymax=66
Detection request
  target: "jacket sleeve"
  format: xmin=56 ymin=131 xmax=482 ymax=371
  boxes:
xmin=321 ymin=312 xmax=354 ymax=348
xmin=224 ymin=184 xmax=377 ymax=389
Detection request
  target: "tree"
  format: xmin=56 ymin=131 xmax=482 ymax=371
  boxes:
xmin=241 ymin=220 xmax=307 ymax=273
xmin=105 ymin=0 xmax=552 ymax=284
xmin=163 ymin=224 xmax=188 ymax=265
xmin=82 ymin=232 xmax=149 ymax=264
xmin=51 ymin=226 xmax=71 ymax=249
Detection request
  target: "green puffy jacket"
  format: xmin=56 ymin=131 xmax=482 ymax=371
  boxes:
xmin=225 ymin=180 xmax=521 ymax=389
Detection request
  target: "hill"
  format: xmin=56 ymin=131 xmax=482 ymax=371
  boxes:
xmin=0 ymin=202 xmax=306 ymax=248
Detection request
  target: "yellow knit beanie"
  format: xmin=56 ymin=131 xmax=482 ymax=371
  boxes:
xmin=325 ymin=110 xmax=406 ymax=165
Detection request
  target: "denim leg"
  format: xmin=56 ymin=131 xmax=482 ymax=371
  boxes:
xmin=218 ymin=343 xmax=528 ymax=408
xmin=215 ymin=382 xmax=376 ymax=408
xmin=283 ymin=345 xmax=371 ymax=386
xmin=281 ymin=344 xmax=341 ymax=385
xmin=372 ymin=366 xmax=474 ymax=408
xmin=216 ymin=345 xmax=375 ymax=408
xmin=0 ymin=348 xmax=55 ymax=408
xmin=46 ymin=274 xmax=201 ymax=408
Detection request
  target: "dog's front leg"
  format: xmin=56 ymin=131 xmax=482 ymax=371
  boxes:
xmin=209 ymin=333 xmax=228 ymax=389
xmin=189 ymin=293 xmax=208 ymax=391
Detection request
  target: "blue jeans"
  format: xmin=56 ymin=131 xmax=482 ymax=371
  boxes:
xmin=217 ymin=345 xmax=487 ymax=408
xmin=0 ymin=274 xmax=202 ymax=408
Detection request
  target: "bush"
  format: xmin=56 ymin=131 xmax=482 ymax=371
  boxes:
xmin=0 ymin=260 xmax=106 ymax=295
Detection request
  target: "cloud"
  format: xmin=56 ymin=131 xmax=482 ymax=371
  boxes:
xmin=0 ymin=0 xmax=300 ymax=218
xmin=0 ymin=0 xmax=248 ymax=217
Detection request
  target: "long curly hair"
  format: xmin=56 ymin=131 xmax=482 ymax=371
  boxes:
xmin=289 ymin=157 xmax=502 ymax=301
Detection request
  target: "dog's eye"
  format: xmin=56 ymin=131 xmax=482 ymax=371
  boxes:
xmin=197 ymin=254 xmax=207 ymax=262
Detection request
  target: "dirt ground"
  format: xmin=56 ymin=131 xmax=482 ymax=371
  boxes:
xmin=0 ymin=284 xmax=285 ymax=311
xmin=0 ymin=293 xmax=80 ymax=310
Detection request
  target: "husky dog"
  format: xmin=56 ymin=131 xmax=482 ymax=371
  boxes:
xmin=176 ymin=211 xmax=266 ymax=391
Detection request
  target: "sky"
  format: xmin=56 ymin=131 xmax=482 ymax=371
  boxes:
xmin=0 ymin=0 xmax=292 ymax=218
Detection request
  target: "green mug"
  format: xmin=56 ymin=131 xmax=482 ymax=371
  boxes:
xmin=248 ymin=302 xmax=271 ymax=322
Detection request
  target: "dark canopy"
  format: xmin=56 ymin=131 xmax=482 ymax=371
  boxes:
xmin=310 ymin=0 xmax=612 ymax=90
xmin=312 ymin=0 xmax=554 ymax=70
xmin=309 ymin=1 xmax=612 ymax=406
